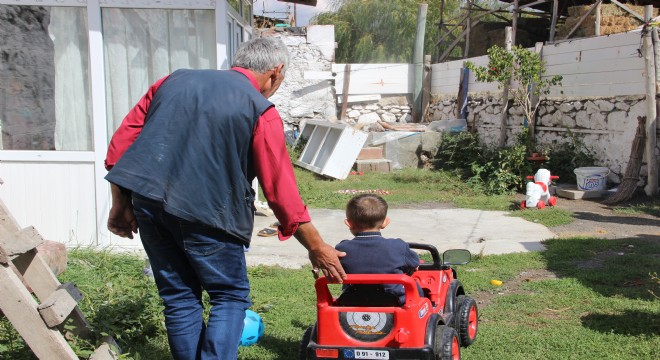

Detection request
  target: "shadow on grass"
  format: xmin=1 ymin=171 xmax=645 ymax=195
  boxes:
xmin=541 ymin=235 xmax=660 ymax=300
xmin=571 ymin=211 xmax=660 ymax=227
xmin=239 ymin=320 xmax=310 ymax=360
xmin=542 ymin=236 xmax=660 ymax=337
xmin=581 ymin=310 xmax=660 ymax=336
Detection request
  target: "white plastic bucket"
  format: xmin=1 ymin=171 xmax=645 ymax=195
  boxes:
xmin=574 ymin=167 xmax=609 ymax=191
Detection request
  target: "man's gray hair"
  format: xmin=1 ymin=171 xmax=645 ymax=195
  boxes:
xmin=232 ymin=37 xmax=290 ymax=74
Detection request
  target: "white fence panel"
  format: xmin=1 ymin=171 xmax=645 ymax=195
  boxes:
xmin=431 ymin=55 xmax=500 ymax=94
xmin=0 ymin=162 xmax=97 ymax=247
xmin=430 ymin=32 xmax=647 ymax=98
xmin=543 ymin=32 xmax=644 ymax=97
xmin=333 ymin=63 xmax=413 ymax=95
xmin=430 ymin=58 xmax=464 ymax=94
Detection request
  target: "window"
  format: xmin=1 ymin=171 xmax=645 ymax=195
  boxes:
xmin=102 ymin=8 xmax=216 ymax=135
xmin=226 ymin=18 xmax=244 ymax=67
xmin=228 ymin=0 xmax=240 ymax=14
xmin=0 ymin=5 xmax=91 ymax=151
xmin=243 ymin=1 xmax=252 ymax=23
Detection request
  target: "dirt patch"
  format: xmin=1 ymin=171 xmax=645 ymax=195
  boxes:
xmin=546 ymin=195 xmax=659 ymax=240
xmin=472 ymin=269 xmax=558 ymax=309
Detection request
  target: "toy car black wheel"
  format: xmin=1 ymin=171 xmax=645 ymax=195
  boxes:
xmin=299 ymin=326 xmax=314 ymax=360
xmin=455 ymin=295 xmax=478 ymax=347
xmin=434 ymin=325 xmax=460 ymax=360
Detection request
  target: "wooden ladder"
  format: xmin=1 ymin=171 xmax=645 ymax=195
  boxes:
xmin=0 ymin=199 xmax=118 ymax=359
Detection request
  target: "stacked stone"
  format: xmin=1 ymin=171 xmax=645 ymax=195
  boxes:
xmin=343 ymin=102 xmax=413 ymax=126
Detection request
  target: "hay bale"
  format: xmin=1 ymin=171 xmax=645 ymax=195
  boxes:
xmin=559 ymin=4 xmax=658 ymax=39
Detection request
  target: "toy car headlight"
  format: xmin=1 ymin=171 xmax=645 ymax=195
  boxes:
xmin=339 ymin=311 xmax=394 ymax=342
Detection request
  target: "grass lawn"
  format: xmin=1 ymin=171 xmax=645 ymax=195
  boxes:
xmin=1 ymin=169 xmax=658 ymax=359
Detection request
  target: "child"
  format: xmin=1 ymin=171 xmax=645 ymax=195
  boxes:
xmin=335 ymin=194 xmax=421 ymax=306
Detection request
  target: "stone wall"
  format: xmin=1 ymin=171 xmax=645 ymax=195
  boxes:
xmin=428 ymin=93 xmax=658 ymax=185
xmin=342 ymin=95 xmax=413 ymax=128
xmin=258 ymin=25 xmax=337 ymax=131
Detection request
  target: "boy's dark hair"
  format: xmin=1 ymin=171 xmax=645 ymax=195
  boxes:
xmin=346 ymin=194 xmax=388 ymax=229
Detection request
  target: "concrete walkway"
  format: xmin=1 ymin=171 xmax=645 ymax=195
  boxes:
xmin=246 ymin=208 xmax=556 ymax=268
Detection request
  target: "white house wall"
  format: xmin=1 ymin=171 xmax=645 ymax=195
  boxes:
xmin=0 ymin=0 xmax=246 ymax=250
xmin=0 ymin=161 xmax=97 ymax=247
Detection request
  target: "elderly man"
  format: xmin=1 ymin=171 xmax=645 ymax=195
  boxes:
xmin=104 ymin=37 xmax=345 ymax=359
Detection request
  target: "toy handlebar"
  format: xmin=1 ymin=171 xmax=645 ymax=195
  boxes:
xmin=525 ymin=175 xmax=559 ymax=180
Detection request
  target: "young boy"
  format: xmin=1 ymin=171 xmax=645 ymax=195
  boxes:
xmin=335 ymin=194 xmax=421 ymax=305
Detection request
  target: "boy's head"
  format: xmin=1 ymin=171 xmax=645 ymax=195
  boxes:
xmin=345 ymin=194 xmax=390 ymax=234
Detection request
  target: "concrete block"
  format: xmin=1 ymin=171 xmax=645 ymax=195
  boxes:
xmin=366 ymin=132 xmax=442 ymax=169
xmin=355 ymin=159 xmax=392 ymax=173
xmin=556 ymin=187 xmax=611 ymax=200
xmin=357 ymin=147 xmax=384 ymax=160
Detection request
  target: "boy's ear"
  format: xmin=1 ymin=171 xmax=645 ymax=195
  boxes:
xmin=381 ymin=217 xmax=391 ymax=229
xmin=344 ymin=219 xmax=353 ymax=229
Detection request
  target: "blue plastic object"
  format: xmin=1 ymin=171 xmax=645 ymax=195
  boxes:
xmin=240 ymin=309 xmax=264 ymax=346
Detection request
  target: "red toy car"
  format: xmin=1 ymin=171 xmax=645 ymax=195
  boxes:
xmin=300 ymin=243 xmax=478 ymax=360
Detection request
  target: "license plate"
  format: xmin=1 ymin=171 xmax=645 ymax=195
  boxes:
xmin=353 ymin=349 xmax=389 ymax=359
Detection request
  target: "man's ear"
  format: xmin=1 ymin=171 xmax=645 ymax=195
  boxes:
xmin=380 ymin=217 xmax=390 ymax=229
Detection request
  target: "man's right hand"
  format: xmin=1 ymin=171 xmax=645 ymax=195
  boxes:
xmin=294 ymin=222 xmax=347 ymax=283
xmin=108 ymin=184 xmax=138 ymax=239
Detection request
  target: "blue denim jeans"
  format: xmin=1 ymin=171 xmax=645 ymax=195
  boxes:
xmin=132 ymin=194 xmax=251 ymax=360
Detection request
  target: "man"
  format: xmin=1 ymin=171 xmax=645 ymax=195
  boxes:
xmin=104 ymin=37 xmax=346 ymax=360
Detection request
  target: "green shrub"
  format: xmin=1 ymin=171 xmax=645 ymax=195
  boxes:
xmin=433 ymin=132 xmax=531 ymax=195
xmin=544 ymin=129 xmax=596 ymax=184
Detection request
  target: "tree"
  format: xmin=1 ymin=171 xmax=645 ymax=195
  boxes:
xmin=466 ymin=45 xmax=562 ymax=151
xmin=312 ymin=0 xmax=460 ymax=63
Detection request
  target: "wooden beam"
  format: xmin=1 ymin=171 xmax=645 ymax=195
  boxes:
xmin=643 ymin=5 xmax=658 ymax=196
xmin=437 ymin=8 xmax=500 ymax=62
xmin=422 ymin=55 xmax=432 ymax=121
xmin=413 ymin=3 xmax=428 ymax=122
xmin=549 ymin=0 xmax=558 ymax=42
xmin=0 ymin=264 xmax=78 ymax=359
xmin=337 ymin=94 xmax=381 ymax=104
xmin=339 ymin=64 xmax=351 ymax=120
xmin=511 ymin=0 xmax=519 ymax=46
xmin=563 ymin=0 xmax=602 ymax=40
xmin=500 ymin=27 xmax=513 ymax=148
xmin=517 ymin=0 xmax=550 ymax=11
xmin=37 ymin=282 xmax=84 ymax=327
xmin=595 ymin=1 xmax=601 ymax=36
xmin=529 ymin=42 xmax=544 ymax=151
xmin=610 ymin=0 xmax=645 ymax=23
xmin=464 ymin=0 xmax=472 ymax=58
xmin=0 ymin=227 xmax=45 ymax=264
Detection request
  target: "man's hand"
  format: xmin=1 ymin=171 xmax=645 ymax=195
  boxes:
xmin=108 ymin=184 xmax=138 ymax=239
xmin=308 ymin=242 xmax=347 ymax=283
xmin=294 ymin=222 xmax=346 ymax=283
